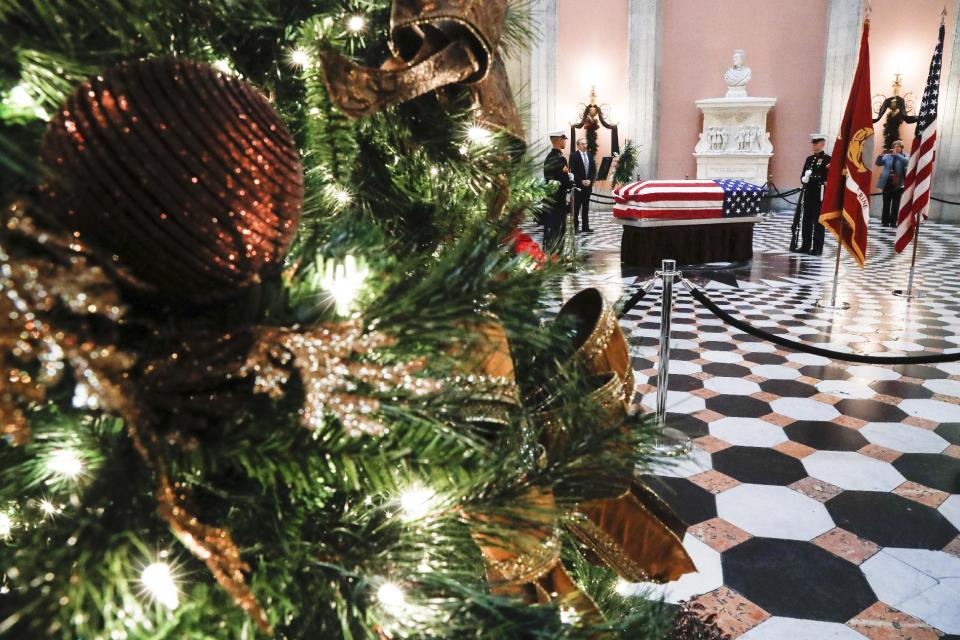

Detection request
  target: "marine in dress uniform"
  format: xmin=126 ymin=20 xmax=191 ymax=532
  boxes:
xmin=797 ymin=133 xmax=830 ymax=255
xmin=542 ymin=129 xmax=573 ymax=251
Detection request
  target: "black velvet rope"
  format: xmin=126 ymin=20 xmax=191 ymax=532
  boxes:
xmin=617 ymin=280 xmax=656 ymax=318
xmin=932 ymin=195 xmax=960 ymax=206
xmin=682 ymin=280 xmax=960 ymax=364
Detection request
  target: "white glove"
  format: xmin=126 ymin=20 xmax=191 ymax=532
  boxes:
xmin=581 ymin=179 xmax=591 ymax=187
xmin=801 ymin=169 xmax=812 ymax=184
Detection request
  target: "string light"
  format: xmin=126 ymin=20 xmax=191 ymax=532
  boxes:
xmin=397 ymin=485 xmax=436 ymax=521
xmin=318 ymin=255 xmax=369 ymax=316
xmin=72 ymin=382 xmax=100 ymax=410
xmin=7 ymin=84 xmax=34 ymax=109
xmin=37 ymin=498 xmax=60 ymax=519
xmin=46 ymin=448 xmax=84 ymax=480
xmin=428 ymin=166 xmax=439 ymax=177
xmin=4 ymin=82 xmax=48 ymax=120
xmin=376 ymin=581 xmax=407 ymax=614
xmin=331 ymin=186 xmax=352 ymax=206
xmin=288 ymin=47 xmax=312 ymax=69
xmin=0 ymin=510 xmax=14 ymax=539
xmin=347 ymin=15 xmax=366 ymax=33
xmin=212 ymin=59 xmax=234 ymax=74
xmin=140 ymin=562 xmax=179 ymax=610
xmin=466 ymin=125 xmax=492 ymax=145
xmin=559 ymin=606 xmax=580 ymax=625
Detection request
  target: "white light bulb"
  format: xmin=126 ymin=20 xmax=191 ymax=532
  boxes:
xmin=559 ymin=605 xmax=580 ymax=625
xmin=466 ymin=125 xmax=491 ymax=145
xmin=319 ymin=255 xmax=369 ymax=316
xmin=47 ymin=448 xmax=83 ymax=480
xmin=376 ymin=581 xmax=407 ymax=613
xmin=212 ymin=59 xmax=233 ymax=74
xmin=347 ymin=15 xmax=367 ymax=33
xmin=140 ymin=562 xmax=179 ymax=610
xmin=428 ymin=166 xmax=439 ymax=177
xmin=333 ymin=187 xmax=352 ymax=205
xmin=7 ymin=84 xmax=34 ymax=109
xmin=398 ymin=485 xmax=436 ymax=521
xmin=289 ymin=47 xmax=312 ymax=68
xmin=0 ymin=511 xmax=13 ymax=538
xmin=38 ymin=499 xmax=58 ymax=518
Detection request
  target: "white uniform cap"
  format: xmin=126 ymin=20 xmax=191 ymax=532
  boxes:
xmin=810 ymin=133 xmax=826 ymax=141
xmin=548 ymin=129 xmax=568 ymax=138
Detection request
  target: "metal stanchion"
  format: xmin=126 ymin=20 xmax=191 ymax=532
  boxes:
xmin=652 ymin=259 xmax=689 ymax=454
xmin=564 ymin=186 xmax=577 ymax=256
xmin=655 ymin=259 xmax=679 ymax=425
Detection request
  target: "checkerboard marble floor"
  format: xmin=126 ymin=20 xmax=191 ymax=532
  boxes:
xmin=542 ymin=207 xmax=960 ymax=639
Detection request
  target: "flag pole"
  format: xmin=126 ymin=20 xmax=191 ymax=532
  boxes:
xmin=907 ymin=215 xmax=921 ymax=293
xmin=818 ymin=190 xmax=851 ymax=310
xmin=894 ymin=211 xmax=924 ymax=298
xmin=830 ymin=223 xmax=843 ymax=306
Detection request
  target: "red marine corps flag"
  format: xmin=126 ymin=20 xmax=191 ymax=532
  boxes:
xmin=819 ymin=18 xmax=873 ymax=267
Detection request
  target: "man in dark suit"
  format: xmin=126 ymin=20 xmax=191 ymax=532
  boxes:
xmin=569 ymin=138 xmax=596 ymax=232
xmin=542 ymin=129 xmax=573 ymax=251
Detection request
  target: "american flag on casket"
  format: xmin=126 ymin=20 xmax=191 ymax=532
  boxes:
xmin=612 ymin=179 xmax=767 ymax=221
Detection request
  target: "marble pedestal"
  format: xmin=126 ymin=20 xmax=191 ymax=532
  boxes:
xmin=694 ymin=97 xmax=776 ymax=186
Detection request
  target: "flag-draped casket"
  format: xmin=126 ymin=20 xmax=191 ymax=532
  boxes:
xmin=612 ymin=179 xmax=766 ymax=268
xmin=612 ymin=179 xmax=767 ymax=221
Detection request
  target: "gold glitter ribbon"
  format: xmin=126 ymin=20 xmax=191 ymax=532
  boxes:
xmin=124 ymin=406 xmax=272 ymax=634
xmin=0 ymin=203 xmax=272 ymax=634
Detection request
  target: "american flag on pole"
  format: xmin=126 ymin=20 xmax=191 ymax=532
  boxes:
xmin=895 ymin=23 xmax=945 ymax=253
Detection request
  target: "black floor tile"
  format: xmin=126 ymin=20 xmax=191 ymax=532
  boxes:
xmin=700 ymin=341 xmax=739 ymax=352
xmin=704 ymin=395 xmax=773 ymax=419
xmin=663 ymin=413 xmax=709 ymax=438
xmin=799 ymin=366 xmax=851 ymax=381
xmin=721 ymin=538 xmax=876 ymax=622
xmin=892 ymin=453 xmax=960 ymax=494
xmin=833 ymin=399 xmax=908 ymax=423
xmin=892 ymin=364 xmax=949 ymax=379
xmin=743 ymin=352 xmax=788 ymax=365
xmin=935 ymin=423 xmax=960 ymax=445
xmin=759 ymin=379 xmax=819 ymax=398
xmin=711 ymin=446 xmax=807 ymax=485
xmin=702 ymin=363 xmax=753 ymax=378
xmin=826 ymin=491 xmax=959 ymax=549
xmin=784 ymin=421 xmax=869 ymax=451
xmin=639 ymin=475 xmax=717 ymax=526
xmin=869 ymin=380 xmax=934 ymax=399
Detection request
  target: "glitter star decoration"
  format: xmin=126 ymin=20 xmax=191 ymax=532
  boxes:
xmin=243 ymin=320 xmax=440 ymax=437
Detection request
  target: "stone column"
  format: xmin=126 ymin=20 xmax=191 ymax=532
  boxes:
xmin=930 ymin=0 xmax=960 ymax=222
xmin=524 ymin=0 xmax=560 ymax=155
xmin=818 ymin=0 xmax=865 ymax=152
xmin=627 ymin=0 xmax=661 ymax=180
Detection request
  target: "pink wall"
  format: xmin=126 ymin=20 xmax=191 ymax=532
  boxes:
xmin=557 ymin=0 xmax=629 ymax=161
xmin=657 ymin=0 xmax=828 ymax=185
xmin=552 ymin=0 xmax=952 ymax=188
xmin=868 ymin=0 xmax=953 ymax=190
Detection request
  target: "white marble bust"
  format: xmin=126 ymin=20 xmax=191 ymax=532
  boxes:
xmin=724 ymin=49 xmax=752 ymax=97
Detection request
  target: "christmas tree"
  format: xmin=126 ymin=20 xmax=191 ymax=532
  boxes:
xmin=0 ymin=2 xmax=710 ymax=638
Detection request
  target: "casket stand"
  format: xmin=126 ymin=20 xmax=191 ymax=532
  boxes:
xmin=617 ymin=215 xmax=761 ymax=269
